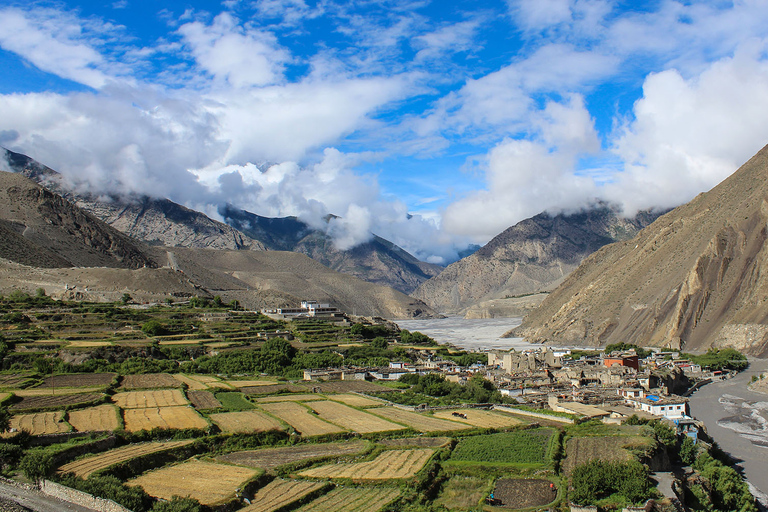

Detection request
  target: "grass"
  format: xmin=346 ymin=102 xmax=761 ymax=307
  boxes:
xmin=449 ymin=428 xmax=557 ymax=467
xmin=215 ymin=392 xmax=256 ymax=411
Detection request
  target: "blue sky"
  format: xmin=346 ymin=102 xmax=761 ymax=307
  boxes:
xmin=1 ymin=0 xmax=768 ymax=263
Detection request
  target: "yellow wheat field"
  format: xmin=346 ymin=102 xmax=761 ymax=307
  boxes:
xmin=0 ymin=392 xmax=10 ymax=403
xmin=225 ymin=380 xmax=279 ymax=388
xmin=122 ymin=406 xmax=208 ymax=432
xmin=112 ymin=389 xmax=188 ymax=409
xmin=68 ymin=404 xmax=120 ymax=432
xmin=57 ymin=440 xmax=195 ymax=478
xmin=303 ymin=401 xmax=403 ymax=434
xmin=255 ymin=394 xmax=325 ymax=403
xmin=367 ymin=407 xmax=471 ymax=432
xmin=67 ymin=341 xmax=112 ymax=348
xmin=431 ymin=409 xmax=522 ymax=428
xmin=298 ymin=449 xmax=434 ymax=480
xmin=240 ymin=478 xmax=325 ymax=512
xmin=209 ymin=410 xmax=284 ymax=433
xmin=128 ymin=459 xmax=259 ymax=505
xmin=172 ymin=374 xmax=209 ymax=390
xmin=328 ymin=394 xmax=384 ymax=408
xmin=9 ymin=411 xmax=70 ymax=435
xmin=259 ymin=402 xmax=345 ymax=436
xmin=295 ymin=487 xmax=400 ymax=512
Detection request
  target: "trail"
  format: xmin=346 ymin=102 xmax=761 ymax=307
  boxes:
xmin=0 ymin=480 xmax=100 ymax=512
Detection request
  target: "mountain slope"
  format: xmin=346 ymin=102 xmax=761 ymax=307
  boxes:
xmin=412 ymin=204 xmax=660 ymax=316
xmin=221 ymin=205 xmax=443 ymax=294
xmin=511 ymin=144 xmax=768 ymax=355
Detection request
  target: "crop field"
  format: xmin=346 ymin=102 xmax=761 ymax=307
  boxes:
xmin=562 ymin=435 xmax=645 ymax=475
xmin=122 ymin=406 xmax=209 ymax=432
xmin=379 ymin=437 xmax=451 ymax=448
xmin=432 ymin=409 xmax=522 ymax=429
xmin=303 ymin=401 xmax=404 ymax=434
xmin=217 ymin=440 xmax=369 ymax=471
xmin=435 ymin=476 xmax=489 ymax=510
xmin=298 ymin=448 xmax=434 ymax=480
xmin=10 ymin=393 xmax=104 ymax=412
xmin=254 ymin=394 xmax=326 ymax=403
xmin=187 ymin=390 xmax=222 ymax=409
xmin=13 ymin=387 xmax=105 ymax=397
xmin=492 ymin=478 xmax=558 ymax=509
xmin=216 ymin=392 xmax=256 ymax=410
xmin=9 ymin=411 xmax=70 ymax=435
xmin=57 ymin=440 xmax=195 ymax=478
xmin=450 ymin=429 xmax=556 ymax=466
xmin=66 ymin=341 xmax=112 ymax=347
xmin=39 ymin=373 xmax=116 ymax=388
xmin=128 ymin=459 xmax=259 ymax=505
xmin=120 ymin=373 xmax=181 ymax=389
xmin=112 ymin=389 xmax=189 ymax=409
xmin=0 ymin=392 xmax=11 ymax=403
xmin=0 ymin=374 xmax=33 ymax=388
xmin=242 ymin=384 xmax=309 ymax=395
xmin=173 ymin=374 xmax=213 ymax=390
xmin=368 ymin=407 xmax=471 ymax=433
xmin=67 ymin=404 xmax=120 ymax=432
xmin=328 ymin=394 xmax=384 ymax=408
xmin=259 ymin=402 xmax=346 ymax=436
xmin=225 ymin=380 xmax=279 ymax=388
xmin=240 ymin=478 xmax=325 ymax=512
xmin=209 ymin=410 xmax=284 ymax=433
xmin=296 ymin=487 xmax=400 ymax=512
xmin=310 ymin=381 xmax=388 ymax=393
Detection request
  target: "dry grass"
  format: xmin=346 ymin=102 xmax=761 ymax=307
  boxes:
xmin=435 ymin=476 xmax=489 ymax=510
xmin=122 ymin=406 xmax=208 ymax=432
xmin=209 ymin=410 xmax=284 ymax=433
xmin=303 ymin=401 xmax=403 ymax=434
xmin=259 ymin=402 xmax=345 ymax=436
xmin=9 ymin=411 xmax=70 ymax=435
xmin=57 ymin=440 xmax=195 ymax=478
xmin=254 ymin=394 xmax=325 ymax=403
xmin=217 ymin=440 xmax=369 ymax=471
xmin=128 ymin=459 xmax=259 ymax=505
xmin=67 ymin=341 xmax=112 ymax=347
xmin=298 ymin=449 xmax=434 ymax=480
xmin=368 ymin=408 xmax=471 ymax=433
xmin=328 ymin=394 xmax=384 ymax=408
xmin=562 ymin=436 xmax=649 ymax=475
xmin=112 ymin=389 xmax=188 ymax=409
xmin=296 ymin=487 xmax=400 ymax=512
xmin=68 ymin=404 xmax=120 ymax=432
xmin=0 ymin=392 xmax=11 ymax=403
xmin=432 ymin=409 xmax=522 ymax=429
xmin=240 ymin=478 xmax=325 ymax=512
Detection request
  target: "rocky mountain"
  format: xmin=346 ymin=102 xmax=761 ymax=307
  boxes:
xmin=511 ymin=144 xmax=768 ymax=356
xmin=221 ymin=205 xmax=443 ymax=294
xmin=412 ymin=204 xmax=661 ymax=317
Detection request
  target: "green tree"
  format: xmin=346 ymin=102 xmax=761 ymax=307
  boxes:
xmin=121 ymin=293 xmax=133 ymax=305
xmin=680 ymin=436 xmax=697 ymax=465
xmin=371 ymin=337 xmax=389 ymax=350
xmin=19 ymin=451 xmax=53 ymax=487
xmin=0 ymin=406 xmax=10 ymax=433
xmin=152 ymin=496 xmax=203 ymax=512
xmin=142 ymin=320 xmax=169 ymax=336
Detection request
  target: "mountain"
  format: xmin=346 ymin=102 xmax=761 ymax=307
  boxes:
xmin=221 ymin=205 xmax=443 ymax=294
xmin=511 ymin=144 xmax=768 ymax=356
xmin=412 ymin=204 xmax=661 ymax=317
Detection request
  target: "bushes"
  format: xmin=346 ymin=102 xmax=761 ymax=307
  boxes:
xmin=570 ymin=459 xmax=654 ymax=506
xmin=57 ymin=473 xmax=154 ymax=511
xmin=692 ymin=452 xmax=757 ymax=512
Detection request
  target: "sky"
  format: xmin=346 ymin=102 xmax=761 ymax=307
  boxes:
xmin=1 ymin=0 xmax=768 ymax=264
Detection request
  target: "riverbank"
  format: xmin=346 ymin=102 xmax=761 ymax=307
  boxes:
xmin=688 ymin=358 xmax=768 ymax=507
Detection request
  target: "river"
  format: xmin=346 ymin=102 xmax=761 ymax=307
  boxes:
xmin=396 ymin=316 xmax=538 ymax=352
xmin=688 ymin=358 xmax=768 ymax=507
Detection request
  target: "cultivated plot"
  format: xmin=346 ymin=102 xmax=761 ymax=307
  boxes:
xmin=432 ymin=409 xmax=522 ymax=429
xmin=112 ymin=389 xmax=188 ymax=409
xmin=562 ymin=436 xmax=646 ymax=475
xmin=259 ymin=402 xmax=345 ymax=436
xmin=368 ymin=407 xmax=471 ymax=433
xmin=68 ymin=404 xmax=120 ymax=432
xmin=303 ymin=401 xmax=404 ymax=434
xmin=217 ymin=440 xmax=369 ymax=471
xmin=209 ymin=410 xmax=284 ymax=433
xmin=10 ymin=393 xmax=104 ymax=412
xmin=254 ymin=394 xmax=326 ymax=403
xmin=225 ymin=380 xmax=278 ymax=389
xmin=57 ymin=440 xmax=195 ymax=478
xmin=296 ymin=487 xmax=400 ymax=512
xmin=240 ymin=478 xmax=325 ymax=512
xmin=298 ymin=449 xmax=434 ymax=480
xmin=328 ymin=394 xmax=384 ymax=408
xmin=187 ymin=390 xmax=222 ymax=410
xmin=120 ymin=373 xmax=181 ymax=389
xmin=39 ymin=373 xmax=116 ymax=388
xmin=9 ymin=411 xmax=70 ymax=435
xmin=122 ymin=406 xmax=208 ymax=432
xmin=128 ymin=459 xmax=259 ymax=505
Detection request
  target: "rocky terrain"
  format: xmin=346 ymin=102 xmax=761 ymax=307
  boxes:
xmin=412 ymin=204 xmax=660 ymax=316
xmin=511 ymin=144 xmax=768 ymax=355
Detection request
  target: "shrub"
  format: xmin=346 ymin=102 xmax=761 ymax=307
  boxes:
xmin=570 ymin=459 xmax=653 ymax=506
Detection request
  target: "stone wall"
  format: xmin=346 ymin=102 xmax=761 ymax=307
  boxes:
xmin=40 ymin=480 xmax=132 ymax=512
xmin=493 ymin=405 xmax=575 ymax=423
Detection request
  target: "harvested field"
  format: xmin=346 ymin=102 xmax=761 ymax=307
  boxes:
xmin=242 ymin=384 xmax=308 ymax=395
xmin=304 ymin=401 xmax=403 ymax=434
xmin=255 ymin=394 xmax=325 ymax=403
xmin=158 ymin=339 xmax=208 ymax=345
xmin=310 ymin=381 xmax=388 ymax=393
xmin=120 ymin=373 xmax=181 ymax=389
xmin=13 ymin=387 xmax=104 ymax=397
xmin=0 ymin=392 xmax=10 ymax=403
xmin=112 ymin=389 xmax=188 ymax=409
xmin=0 ymin=374 xmax=33 ymax=388
xmin=435 ymin=476 xmax=489 ymax=510
xmin=128 ymin=459 xmax=259 ymax=505
xmin=296 ymin=487 xmax=400 ymax=512
xmin=368 ymin=408 xmax=471 ymax=433
xmin=39 ymin=373 xmax=116 ymax=388
xmin=67 ymin=341 xmax=111 ymax=347
xmin=492 ymin=478 xmax=557 ymax=509
xmin=432 ymin=409 xmax=522 ymax=429
xmin=9 ymin=411 xmax=70 ymax=435
xmin=209 ymin=410 xmax=284 ymax=433
xmin=57 ymin=440 xmax=195 ymax=478
xmin=68 ymin=404 xmax=120 ymax=432
xmin=379 ymin=437 xmax=451 ymax=448
xmin=122 ymin=406 xmax=208 ymax=432
xmin=10 ymin=393 xmax=103 ymax=412
xmin=172 ymin=374 xmax=209 ymax=390
xmin=298 ymin=449 xmax=434 ymax=480
xmin=187 ymin=390 xmax=221 ymax=410
xmin=259 ymin=402 xmax=345 ymax=436
xmin=240 ymin=478 xmax=324 ymax=512
xmin=217 ymin=440 xmax=369 ymax=471
xmin=562 ymin=436 xmax=645 ymax=475
xmin=225 ymin=380 xmax=278 ymax=388
xmin=328 ymin=394 xmax=384 ymax=408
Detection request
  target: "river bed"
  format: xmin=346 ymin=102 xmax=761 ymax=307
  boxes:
xmin=396 ymin=317 xmax=538 ymax=352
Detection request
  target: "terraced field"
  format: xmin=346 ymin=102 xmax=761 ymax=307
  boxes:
xmin=368 ymin=407 xmax=471 ymax=432
xmin=296 ymin=487 xmax=400 ymax=512
xmin=39 ymin=373 xmax=116 ymax=388
xmin=298 ymin=449 xmax=434 ymax=480
xmin=67 ymin=404 xmax=120 ymax=432
xmin=303 ymin=401 xmax=403 ymax=434
xmin=187 ymin=390 xmax=222 ymax=409
xmin=122 ymin=406 xmax=208 ymax=432
xmin=432 ymin=409 xmax=522 ymax=428
xmin=9 ymin=411 xmax=70 ymax=435
xmin=112 ymin=389 xmax=188 ymax=409
xmin=240 ymin=478 xmax=325 ymax=512
xmin=121 ymin=374 xmax=181 ymax=389
xmin=57 ymin=440 xmax=195 ymax=478
xmin=562 ymin=435 xmax=649 ymax=475
xmin=259 ymin=402 xmax=345 ymax=436
xmin=10 ymin=393 xmax=104 ymax=412
xmin=217 ymin=440 xmax=369 ymax=471
xmin=327 ymin=394 xmax=384 ymax=408
xmin=255 ymin=394 xmax=325 ymax=403
xmin=209 ymin=410 xmax=284 ymax=433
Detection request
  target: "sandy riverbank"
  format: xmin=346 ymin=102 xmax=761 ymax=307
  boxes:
xmin=688 ymin=358 xmax=768 ymax=507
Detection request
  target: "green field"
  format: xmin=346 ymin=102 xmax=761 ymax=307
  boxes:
xmin=215 ymin=392 xmax=256 ymax=411
xmin=450 ymin=428 xmax=557 ymax=466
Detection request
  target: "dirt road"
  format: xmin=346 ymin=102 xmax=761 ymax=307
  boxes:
xmin=0 ymin=480 xmax=100 ymax=512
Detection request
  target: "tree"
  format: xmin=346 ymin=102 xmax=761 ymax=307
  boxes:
xmin=680 ymin=436 xmax=697 ymax=465
xmin=142 ymin=320 xmax=169 ymax=336
xmin=152 ymin=496 xmax=203 ymax=512
xmin=121 ymin=293 xmax=133 ymax=305
xmin=0 ymin=406 xmax=9 ymax=434
xmin=19 ymin=451 xmax=53 ymax=487
xmin=371 ymin=337 xmax=389 ymax=350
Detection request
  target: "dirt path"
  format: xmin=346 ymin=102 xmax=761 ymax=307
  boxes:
xmin=0 ymin=481 xmax=100 ymax=512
